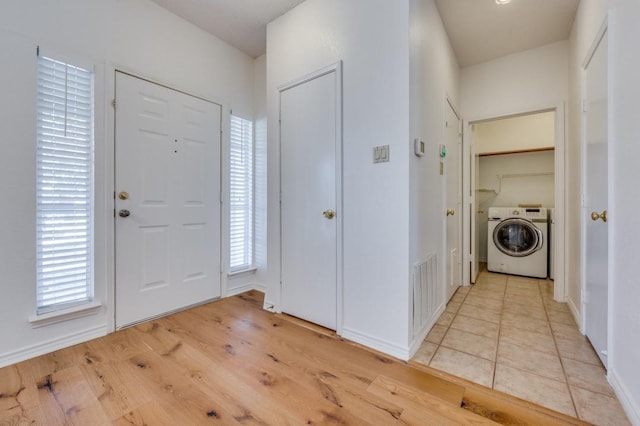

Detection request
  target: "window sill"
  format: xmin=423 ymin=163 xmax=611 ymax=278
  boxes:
xmin=228 ymin=267 xmax=257 ymax=277
xmin=29 ymin=301 xmax=103 ymax=328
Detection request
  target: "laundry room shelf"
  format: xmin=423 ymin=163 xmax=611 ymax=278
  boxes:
xmin=477 ymin=188 xmax=498 ymax=194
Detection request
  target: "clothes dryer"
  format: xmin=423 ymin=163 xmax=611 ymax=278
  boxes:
xmin=487 ymin=207 xmax=548 ymax=278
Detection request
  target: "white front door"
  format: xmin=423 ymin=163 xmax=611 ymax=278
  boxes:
xmin=115 ymin=72 xmax=221 ymax=328
xmin=445 ymin=101 xmax=462 ymax=301
xmin=280 ymin=66 xmax=341 ymax=330
xmin=583 ymin=29 xmax=608 ymax=366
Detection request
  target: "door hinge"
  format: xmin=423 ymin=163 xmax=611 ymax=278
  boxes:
xmin=112 ymin=99 xmax=117 ymax=109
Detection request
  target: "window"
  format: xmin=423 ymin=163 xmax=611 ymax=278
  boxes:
xmin=229 ymin=114 xmax=254 ymax=272
xmin=36 ymin=54 xmax=94 ymax=314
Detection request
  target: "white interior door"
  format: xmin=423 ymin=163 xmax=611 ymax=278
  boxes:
xmin=469 ymin=124 xmax=479 ymax=283
xmin=583 ymin=29 xmax=608 ymax=367
xmin=280 ymin=67 xmax=340 ymax=330
xmin=115 ymin=72 xmax=221 ymax=328
xmin=445 ymin=101 xmax=463 ymax=301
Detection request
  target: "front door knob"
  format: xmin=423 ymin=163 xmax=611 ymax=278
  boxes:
xmin=118 ymin=191 xmax=130 ymax=200
xmin=446 ymin=209 xmax=455 ymax=216
xmin=119 ymin=209 xmax=131 ymax=218
xmin=323 ymin=210 xmax=335 ymax=220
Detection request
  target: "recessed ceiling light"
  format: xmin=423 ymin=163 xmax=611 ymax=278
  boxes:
xmin=495 ymin=0 xmax=512 ymax=4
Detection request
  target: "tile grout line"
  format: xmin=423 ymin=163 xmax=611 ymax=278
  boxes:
xmin=431 ymin=283 xmax=470 ymax=365
xmin=491 ymin=273 xmax=508 ymax=390
xmin=538 ymin=277 xmax=580 ymax=419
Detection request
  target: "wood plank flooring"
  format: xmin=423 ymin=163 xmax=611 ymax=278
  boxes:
xmin=0 ymin=291 xmax=591 ymax=425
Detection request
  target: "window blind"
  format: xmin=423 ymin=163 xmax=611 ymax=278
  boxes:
xmin=229 ymin=115 xmax=254 ymax=271
xmin=36 ymin=55 xmax=94 ymax=314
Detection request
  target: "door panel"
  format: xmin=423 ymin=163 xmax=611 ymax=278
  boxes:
xmin=584 ymin=30 xmax=608 ymax=366
xmin=115 ymin=72 xmax=221 ymax=328
xmin=445 ymin=102 xmax=462 ymax=301
xmin=470 ymin=127 xmax=479 ymax=283
xmin=280 ymin=70 xmax=338 ymax=330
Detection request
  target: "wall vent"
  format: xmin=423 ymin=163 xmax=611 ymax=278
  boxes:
xmin=412 ymin=253 xmax=438 ymax=338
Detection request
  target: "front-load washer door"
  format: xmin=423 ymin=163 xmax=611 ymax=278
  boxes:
xmin=493 ymin=218 xmax=543 ymax=257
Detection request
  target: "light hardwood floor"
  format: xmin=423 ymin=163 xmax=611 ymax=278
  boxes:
xmin=1 ymin=291 xmax=590 ymax=425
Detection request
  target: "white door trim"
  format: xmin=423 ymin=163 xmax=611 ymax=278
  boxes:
xmin=277 ymin=62 xmax=343 ymax=335
xmin=462 ymin=102 xmax=566 ymax=303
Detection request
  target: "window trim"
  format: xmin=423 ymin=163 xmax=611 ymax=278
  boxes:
xmin=35 ymin=52 xmax=96 ymax=315
xmin=228 ymin=113 xmax=255 ymax=273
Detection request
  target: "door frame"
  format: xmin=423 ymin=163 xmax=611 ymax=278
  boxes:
xmin=277 ymin=62 xmax=344 ymax=334
xmin=462 ymin=102 xmax=566 ymax=303
xmin=105 ymin=65 xmax=224 ymax=332
xmin=580 ymin=14 xmax=612 ymax=341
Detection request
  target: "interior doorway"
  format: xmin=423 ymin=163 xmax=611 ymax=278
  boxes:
xmin=464 ymin=106 xmax=566 ymax=301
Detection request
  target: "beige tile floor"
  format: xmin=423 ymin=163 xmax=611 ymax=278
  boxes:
xmin=412 ymin=266 xmax=630 ymax=425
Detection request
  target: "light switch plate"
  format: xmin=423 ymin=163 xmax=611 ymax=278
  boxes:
xmin=373 ymin=145 xmax=390 ymax=163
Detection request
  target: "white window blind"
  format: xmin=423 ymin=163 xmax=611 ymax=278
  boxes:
xmin=229 ymin=114 xmax=254 ymax=271
xmin=36 ymin=54 xmax=94 ymax=314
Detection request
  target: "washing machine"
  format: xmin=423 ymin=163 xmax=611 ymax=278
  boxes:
xmin=487 ymin=207 xmax=548 ymax=278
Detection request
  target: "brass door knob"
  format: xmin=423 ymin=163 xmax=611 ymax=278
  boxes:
xmin=446 ymin=209 xmax=455 ymax=216
xmin=591 ymin=210 xmax=607 ymax=222
xmin=322 ymin=210 xmax=335 ymax=220
xmin=118 ymin=191 xmax=129 ymax=200
xmin=119 ymin=209 xmax=131 ymax=218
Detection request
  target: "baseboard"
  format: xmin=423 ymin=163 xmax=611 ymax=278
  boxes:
xmin=0 ymin=325 xmax=107 ymax=368
xmin=225 ymin=282 xmax=256 ymax=297
xmin=608 ymin=368 xmax=640 ymax=425
xmin=253 ymin=282 xmax=267 ymax=293
xmin=567 ymin=296 xmax=583 ymax=332
xmin=341 ymin=327 xmax=410 ymax=361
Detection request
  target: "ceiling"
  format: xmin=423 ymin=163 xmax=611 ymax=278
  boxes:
xmin=151 ymin=0 xmax=580 ymax=65
xmin=435 ymin=0 xmax=580 ymax=67
xmin=151 ymin=0 xmax=305 ymax=59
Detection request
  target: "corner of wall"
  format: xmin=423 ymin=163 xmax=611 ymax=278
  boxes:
xmin=608 ymin=368 xmax=640 ymax=426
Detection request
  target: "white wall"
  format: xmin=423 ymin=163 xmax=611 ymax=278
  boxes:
xmin=0 ymin=0 xmax=255 ymax=367
xmin=253 ymin=54 xmax=268 ymax=294
xmin=461 ymin=41 xmax=569 ymax=120
xmin=265 ymin=0 xmax=412 ymax=358
xmin=409 ymin=0 xmax=460 ymax=349
xmin=476 ymin=111 xmax=555 ymax=154
xmin=569 ymin=1 xmax=640 ymax=422
xmin=476 ymin=151 xmax=555 ymax=261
